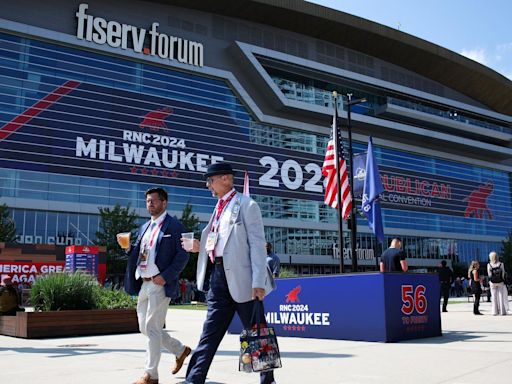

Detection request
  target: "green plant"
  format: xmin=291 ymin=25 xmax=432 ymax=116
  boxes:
xmin=95 ymin=203 xmax=139 ymax=276
xmin=31 ymin=272 xmax=100 ymax=311
xmin=501 ymin=230 xmax=512 ymax=274
xmin=96 ymin=288 xmax=137 ymax=309
xmin=278 ymin=267 xmax=298 ymax=278
xmin=0 ymin=203 xmax=17 ymax=243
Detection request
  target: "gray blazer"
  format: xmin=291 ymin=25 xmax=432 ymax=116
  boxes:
xmin=196 ymin=192 xmax=275 ymax=303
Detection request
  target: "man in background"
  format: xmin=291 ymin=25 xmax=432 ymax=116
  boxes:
xmin=266 ymin=242 xmax=281 ymax=278
xmin=380 ymin=238 xmax=408 ymax=272
xmin=438 ymin=260 xmax=454 ymax=312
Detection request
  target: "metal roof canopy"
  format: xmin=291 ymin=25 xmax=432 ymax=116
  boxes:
xmin=166 ymin=0 xmax=512 ymax=116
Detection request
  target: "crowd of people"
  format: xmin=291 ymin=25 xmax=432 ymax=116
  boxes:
xmin=379 ymin=237 xmax=510 ymax=316
xmin=436 ymin=252 xmax=510 ymax=315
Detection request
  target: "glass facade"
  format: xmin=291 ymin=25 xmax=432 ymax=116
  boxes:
xmin=0 ymin=31 xmax=510 ymax=270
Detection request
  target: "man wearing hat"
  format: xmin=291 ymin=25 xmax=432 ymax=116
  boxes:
xmin=180 ymin=162 xmax=276 ymax=384
xmin=0 ymin=275 xmax=24 ymax=316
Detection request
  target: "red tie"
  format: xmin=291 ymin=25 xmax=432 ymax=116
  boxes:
xmin=216 ymin=198 xmax=228 ymax=221
xmin=209 ymin=198 xmax=227 ymax=263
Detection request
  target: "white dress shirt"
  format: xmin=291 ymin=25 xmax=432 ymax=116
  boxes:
xmin=213 ymin=189 xmax=237 ymax=257
xmin=136 ymin=211 xmax=166 ymax=279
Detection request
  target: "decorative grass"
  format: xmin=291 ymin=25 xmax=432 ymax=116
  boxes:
xmin=30 ymin=272 xmax=136 ymax=311
xmin=30 ymin=272 xmax=99 ymax=311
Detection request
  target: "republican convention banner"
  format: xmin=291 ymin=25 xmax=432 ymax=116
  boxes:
xmin=0 ymin=75 xmax=498 ymax=219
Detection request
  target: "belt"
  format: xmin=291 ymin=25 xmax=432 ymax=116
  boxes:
xmin=142 ymin=275 xmax=158 ymax=281
xmin=214 ymin=257 xmax=223 ymax=265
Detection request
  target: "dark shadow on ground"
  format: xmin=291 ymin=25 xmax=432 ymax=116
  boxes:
xmin=400 ymin=329 xmax=508 ymax=345
xmin=214 ymin=350 xmax=351 ymax=359
xmin=0 ymin=346 xmax=144 ymax=358
xmin=1 ymin=345 xmax=351 ymax=359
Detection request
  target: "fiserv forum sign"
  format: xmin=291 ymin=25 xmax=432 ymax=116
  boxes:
xmin=76 ymin=3 xmax=203 ymax=67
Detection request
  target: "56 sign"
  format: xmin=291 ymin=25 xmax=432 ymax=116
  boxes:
xmin=401 ymin=285 xmax=427 ymax=315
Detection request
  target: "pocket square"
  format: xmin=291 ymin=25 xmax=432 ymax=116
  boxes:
xmin=162 ymin=234 xmax=172 ymax=238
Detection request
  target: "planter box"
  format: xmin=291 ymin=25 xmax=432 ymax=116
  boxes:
xmin=0 ymin=309 xmax=138 ymax=338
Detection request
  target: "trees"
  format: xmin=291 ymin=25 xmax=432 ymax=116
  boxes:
xmin=0 ymin=203 xmax=17 ymax=243
xmin=180 ymin=203 xmax=200 ymax=280
xmin=500 ymin=230 xmax=512 ymax=274
xmin=95 ymin=204 xmax=139 ymax=277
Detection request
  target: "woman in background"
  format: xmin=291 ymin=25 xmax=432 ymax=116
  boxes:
xmin=468 ymin=261 xmax=483 ymax=315
xmin=487 ymin=252 xmax=507 ymax=315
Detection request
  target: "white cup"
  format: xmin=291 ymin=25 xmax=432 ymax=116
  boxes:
xmin=181 ymin=232 xmax=194 ymax=251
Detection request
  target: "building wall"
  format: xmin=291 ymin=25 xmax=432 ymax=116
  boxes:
xmin=1 ymin=1 xmax=511 ymax=272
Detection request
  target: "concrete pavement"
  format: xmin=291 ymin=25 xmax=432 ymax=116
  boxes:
xmin=0 ymin=299 xmax=511 ymax=384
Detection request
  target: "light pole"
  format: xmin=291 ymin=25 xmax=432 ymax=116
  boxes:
xmin=344 ymin=93 xmax=366 ymax=273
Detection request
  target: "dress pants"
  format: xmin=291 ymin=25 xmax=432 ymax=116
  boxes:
xmin=490 ymin=282 xmax=507 ymax=315
xmin=185 ymin=264 xmax=275 ymax=384
xmin=473 ymin=292 xmax=481 ymax=314
xmin=440 ymin=283 xmax=450 ymax=311
xmin=137 ymin=281 xmax=186 ymax=379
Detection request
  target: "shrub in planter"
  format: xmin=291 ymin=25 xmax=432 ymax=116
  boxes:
xmin=31 ymin=272 xmax=100 ymax=311
xmin=96 ymin=288 xmax=137 ymax=310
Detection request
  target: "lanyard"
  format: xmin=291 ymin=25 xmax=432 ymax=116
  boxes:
xmin=146 ymin=221 xmax=164 ymax=248
xmin=211 ymin=190 xmax=237 ymax=232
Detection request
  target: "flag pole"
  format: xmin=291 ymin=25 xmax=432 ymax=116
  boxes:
xmin=346 ymin=93 xmax=358 ymax=272
xmin=345 ymin=93 xmax=367 ymax=272
xmin=332 ymin=91 xmax=344 ymax=274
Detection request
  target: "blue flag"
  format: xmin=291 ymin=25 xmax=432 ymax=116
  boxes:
xmin=361 ymin=137 xmax=385 ymax=242
xmin=352 ymin=152 xmax=367 ymax=197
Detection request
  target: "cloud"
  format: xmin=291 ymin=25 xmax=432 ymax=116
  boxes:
xmin=460 ymin=48 xmax=488 ymax=65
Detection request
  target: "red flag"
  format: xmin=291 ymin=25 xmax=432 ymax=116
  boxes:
xmin=322 ymin=115 xmax=352 ymax=219
xmin=243 ymin=170 xmax=250 ymax=197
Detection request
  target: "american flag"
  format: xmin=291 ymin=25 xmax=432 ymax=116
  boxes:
xmin=243 ymin=170 xmax=250 ymax=197
xmin=322 ymin=114 xmax=352 ymax=219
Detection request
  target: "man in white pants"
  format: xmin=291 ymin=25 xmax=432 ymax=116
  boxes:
xmin=121 ymin=187 xmax=191 ymax=384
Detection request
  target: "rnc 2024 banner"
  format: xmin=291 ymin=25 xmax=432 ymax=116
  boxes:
xmin=0 ymin=79 xmax=497 ymax=218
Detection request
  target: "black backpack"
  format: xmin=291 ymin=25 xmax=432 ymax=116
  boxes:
xmin=490 ymin=263 xmax=504 ymax=284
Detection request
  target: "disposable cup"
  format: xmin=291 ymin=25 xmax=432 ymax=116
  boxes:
xmin=181 ymin=232 xmax=194 ymax=251
xmin=117 ymin=232 xmax=131 ymax=249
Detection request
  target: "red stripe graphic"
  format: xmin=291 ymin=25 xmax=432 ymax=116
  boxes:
xmin=0 ymin=80 xmax=81 ymax=141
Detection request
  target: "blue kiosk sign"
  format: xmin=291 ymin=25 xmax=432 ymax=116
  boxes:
xmin=229 ymin=273 xmax=441 ymax=342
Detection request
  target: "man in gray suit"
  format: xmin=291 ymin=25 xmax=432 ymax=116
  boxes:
xmin=180 ymin=162 xmax=276 ymax=384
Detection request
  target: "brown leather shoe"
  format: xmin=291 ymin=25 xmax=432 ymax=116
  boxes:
xmin=172 ymin=346 xmax=191 ymax=374
xmin=132 ymin=372 xmax=158 ymax=384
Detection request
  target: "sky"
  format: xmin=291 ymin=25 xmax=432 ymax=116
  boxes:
xmin=307 ymin=1 xmax=512 ymax=80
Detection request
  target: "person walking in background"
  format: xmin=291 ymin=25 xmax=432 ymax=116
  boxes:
xmin=180 ymin=162 xmax=276 ymax=384
xmin=380 ymin=238 xmax=408 ymax=272
xmin=487 ymin=251 xmax=507 ymax=315
xmin=468 ymin=260 xmax=483 ymax=315
xmin=266 ymin=242 xmax=281 ymax=278
xmin=437 ymin=260 xmax=453 ymax=312
xmin=120 ymin=187 xmax=191 ymax=384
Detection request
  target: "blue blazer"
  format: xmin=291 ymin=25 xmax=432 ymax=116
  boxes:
xmin=124 ymin=213 xmax=189 ymax=299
